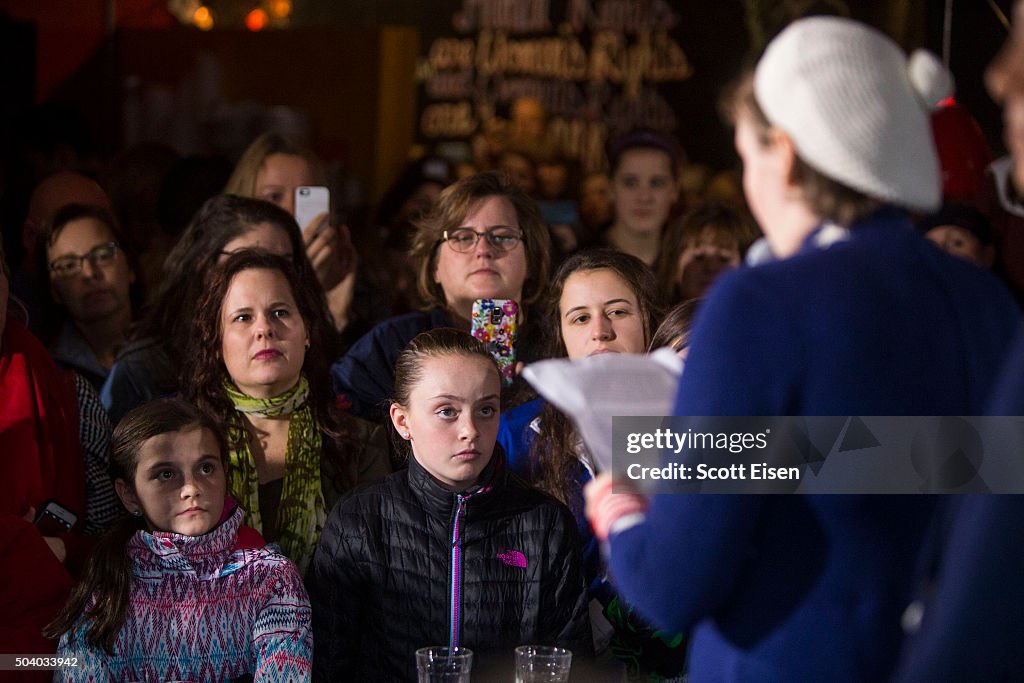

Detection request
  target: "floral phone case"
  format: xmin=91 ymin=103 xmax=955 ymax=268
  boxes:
xmin=471 ymin=299 xmax=519 ymax=386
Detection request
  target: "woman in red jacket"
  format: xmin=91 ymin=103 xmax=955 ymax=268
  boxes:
xmin=0 ymin=240 xmax=86 ymax=676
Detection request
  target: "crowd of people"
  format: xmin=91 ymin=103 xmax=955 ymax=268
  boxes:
xmin=3 ymin=7 xmax=1024 ymax=683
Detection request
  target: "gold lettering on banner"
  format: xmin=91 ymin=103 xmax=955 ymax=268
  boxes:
xmin=590 ymin=30 xmax=692 ymax=98
xmin=454 ymin=0 xmax=551 ymax=33
xmin=548 ymin=117 xmax=609 ymax=174
xmin=421 ymin=101 xmax=477 ymax=138
xmin=425 ymin=69 xmax=475 ymax=99
xmin=428 ymin=38 xmax=476 ymax=70
xmin=419 ymin=0 xmax=695 ymax=172
xmin=593 ymin=0 xmax=678 ymax=33
xmin=476 ymin=30 xmax=588 ymax=79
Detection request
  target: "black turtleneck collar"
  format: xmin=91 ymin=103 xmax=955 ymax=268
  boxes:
xmin=405 ymin=446 xmax=507 ymax=518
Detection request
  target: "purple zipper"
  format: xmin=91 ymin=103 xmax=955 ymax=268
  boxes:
xmin=449 ymin=494 xmax=467 ymax=648
xmin=448 ymin=485 xmax=491 ymax=649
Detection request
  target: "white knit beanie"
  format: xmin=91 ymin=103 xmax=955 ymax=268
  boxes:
xmin=754 ymin=16 xmax=953 ymax=213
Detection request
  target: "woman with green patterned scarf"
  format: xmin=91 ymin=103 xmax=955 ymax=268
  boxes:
xmin=183 ymin=249 xmax=390 ymax=574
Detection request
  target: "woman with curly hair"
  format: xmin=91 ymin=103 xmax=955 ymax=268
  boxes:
xmin=183 ymin=249 xmax=389 ymax=573
xmin=101 ymin=194 xmax=336 ymax=425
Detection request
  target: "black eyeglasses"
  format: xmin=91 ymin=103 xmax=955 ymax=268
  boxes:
xmin=48 ymin=242 xmax=119 ymax=278
xmin=441 ymin=227 xmax=523 ymax=253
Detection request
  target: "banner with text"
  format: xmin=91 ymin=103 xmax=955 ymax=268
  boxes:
xmin=415 ymin=0 xmax=748 ymax=172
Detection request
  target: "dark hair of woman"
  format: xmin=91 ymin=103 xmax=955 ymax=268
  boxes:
xmin=648 ymin=298 xmax=702 ymax=353
xmin=531 ymin=248 xmax=661 ymax=507
xmin=132 ymin=194 xmax=332 ymax=363
xmin=389 ymin=327 xmax=500 ymax=462
xmin=606 ymin=128 xmax=684 ymax=179
xmin=44 ymin=398 xmax=226 ymax=652
xmin=182 ymin=249 xmax=340 ymax=448
xmin=654 ymin=201 xmax=759 ymax=303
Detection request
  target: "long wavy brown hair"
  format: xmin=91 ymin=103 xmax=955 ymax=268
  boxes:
xmin=181 ymin=250 xmax=340 ymax=448
xmin=531 ymin=248 xmax=662 ymax=507
xmin=131 ymin=194 xmax=334 ymax=367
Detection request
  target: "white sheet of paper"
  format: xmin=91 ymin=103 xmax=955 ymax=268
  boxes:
xmin=521 ymin=348 xmax=683 ymax=473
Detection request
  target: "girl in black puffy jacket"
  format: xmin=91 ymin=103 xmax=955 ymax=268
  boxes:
xmin=310 ymin=328 xmax=591 ymax=681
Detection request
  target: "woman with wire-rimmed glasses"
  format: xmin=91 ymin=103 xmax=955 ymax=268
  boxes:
xmin=330 ymin=170 xmax=552 ymax=429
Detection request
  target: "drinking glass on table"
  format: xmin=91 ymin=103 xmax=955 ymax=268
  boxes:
xmin=515 ymin=645 xmax=572 ymax=683
xmin=415 ymin=646 xmax=473 ymax=682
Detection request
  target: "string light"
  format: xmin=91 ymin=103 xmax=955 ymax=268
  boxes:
xmin=193 ymin=5 xmax=214 ymax=30
xmin=245 ymin=7 xmax=268 ymax=31
xmin=168 ymin=0 xmax=290 ymax=29
xmin=269 ymin=0 xmax=291 ymax=20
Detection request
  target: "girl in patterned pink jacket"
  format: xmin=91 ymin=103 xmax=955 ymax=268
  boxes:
xmin=47 ymin=398 xmax=312 ymax=682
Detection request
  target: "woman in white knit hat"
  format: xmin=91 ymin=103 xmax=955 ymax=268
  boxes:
xmin=583 ymin=16 xmax=1021 ymax=682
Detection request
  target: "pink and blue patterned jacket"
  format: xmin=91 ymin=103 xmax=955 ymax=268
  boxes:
xmin=55 ymin=505 xmax=312 ymax=682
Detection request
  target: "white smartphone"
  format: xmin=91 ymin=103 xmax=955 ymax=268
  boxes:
xmin=294 ymin=186 xmax=330 ymax=232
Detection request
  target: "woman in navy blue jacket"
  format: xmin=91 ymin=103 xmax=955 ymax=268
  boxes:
xmin=585 ymin=17 xmax=1020 ymax=682
xmin=330 ymin=171 xmax=551 ymax=424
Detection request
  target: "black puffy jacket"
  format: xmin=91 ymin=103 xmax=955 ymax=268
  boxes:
xmin=310 ymin=453 xmax=592 ymax=681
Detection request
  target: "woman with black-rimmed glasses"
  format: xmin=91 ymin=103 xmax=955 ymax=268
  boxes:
xmin=331 ymin=171 xmax=552 ymax=427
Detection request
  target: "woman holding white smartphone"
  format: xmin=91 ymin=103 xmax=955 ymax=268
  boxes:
xmin=226 ymin=132 xmax=358 ymax=332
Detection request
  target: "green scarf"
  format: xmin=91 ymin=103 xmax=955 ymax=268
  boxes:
xmin=223 ymin=374 xmax=325 ymax=574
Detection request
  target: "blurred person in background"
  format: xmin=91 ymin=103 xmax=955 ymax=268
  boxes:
xmin=656 ymin=201 xmax=759 ymax=306
xmin=578 ymin=170 xmax=613 ymax=242
xmin=15 ymin=171 xmax=113 ymax=334
xmin=601 ymin=130 xmax=682 ymax=267
xmin=918 ymin=203 xmax=996 ymax=269
xmin=372 ymin=155 xmax=455 ymax=315
xmin=43 ymin=204 xmax=139 ymax=391
xmin=225 ymin=132 xmax=358 ymax=332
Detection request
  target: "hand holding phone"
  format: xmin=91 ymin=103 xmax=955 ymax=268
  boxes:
xmin=34 ymin=499 xmax=79 ymax=536
xmin=295 ymin=186 xmax=353 ymax=291
xmin=471 ymin=299 xmax=519 ymax=386
xmin=295 ymin=186 xmax=330 ymax=233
